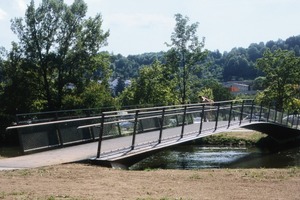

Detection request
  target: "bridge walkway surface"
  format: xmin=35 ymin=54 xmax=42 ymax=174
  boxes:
xmin=0 ymin=121 xmax=232 ymax=170
xmin=1 ymin=99 xmax=300 ymax=170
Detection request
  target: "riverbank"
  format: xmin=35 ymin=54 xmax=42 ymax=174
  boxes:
xmin=0 ymin=163 xmax=299 ymax=199
xmin=195 ymin=130 xmax=267 ymax=146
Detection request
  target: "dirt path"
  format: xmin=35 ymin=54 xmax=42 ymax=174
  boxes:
xmin=0 ymin=163 xmax=299 ymax=200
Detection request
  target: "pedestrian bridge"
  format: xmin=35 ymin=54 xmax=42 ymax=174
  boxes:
xmin=6 ymin=99 xmax=300 ymax=169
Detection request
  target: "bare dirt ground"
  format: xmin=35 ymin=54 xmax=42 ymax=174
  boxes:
xmin=0 ymin=163 xmax=300 ymax=200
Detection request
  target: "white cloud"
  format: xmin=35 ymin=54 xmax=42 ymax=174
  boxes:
xmin=108 ymin=13 xmax=174 ymax=29
xmin=15 ymin=0 xmax=27 ymax=13
xmin=0 ymin=8 xmax=7 ymax=20
xmin=102 ymin=13 xmax=175 ymax=55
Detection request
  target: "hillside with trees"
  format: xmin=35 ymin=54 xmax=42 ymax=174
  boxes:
xmin=111 ymin=36 xmax=300 ymax=83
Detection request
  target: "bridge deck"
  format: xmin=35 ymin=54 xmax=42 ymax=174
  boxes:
xmin=3 ymin=99 xmax=300 ymax=170
xmin=0 ymin=121 xmax=236 ymax=170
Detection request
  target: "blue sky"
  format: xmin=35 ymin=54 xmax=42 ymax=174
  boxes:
xmin=1 ymin=0 xmax=300 ymax=56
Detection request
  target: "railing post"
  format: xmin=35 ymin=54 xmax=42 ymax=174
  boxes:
xmin=227 ymin=101 xmax=233 ymax=128
xmin=56 ymin=124 xmax=63 ymax=147
xmin=117 ymin=122 xmax=122 ymax=136
xmin=296 ymin=114 xmax=300 ymax=129
xmin=274 ymin=106 xmax=277 ymax=123
xmin=158 ymin=108 xmax=165 ymax=144
xmin=131 ymin=110 xmax=139 ymax=150
xmin=239 ymin=101 xmax=245 ymax=125
xmin=291 ymin=113 xmax=295 ymax=127
xmin=280 ymin=109 xmax=284 ymax=124
xmin=175 ymin=115 xmax=179 ymax=126
xmin=198 ymin=104 xmax=205 ymax=135
xmin=16 ymin=114 xmax=20 ymax=124
xmin=180 ymin=106 xmax=187 ymax=138
xmin=266 ymin=103 xmax=271 ymax=122
xmin=286 ymin=111 xmax=290 ymax=126
xmin=214 ymin=103 xmax=220 ymax=131
xmin=96 ymin=113 xmax=105 ymax=158
xmin=259 ymin=103 xmax=263 ymax=121
xmin=249 ymin=100 xmax=254 ymax=123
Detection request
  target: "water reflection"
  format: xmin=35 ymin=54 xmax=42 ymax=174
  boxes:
xmin=130 ymin=145 xmax=300 ymax=170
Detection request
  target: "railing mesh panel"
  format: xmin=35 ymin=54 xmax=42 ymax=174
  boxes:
xmin=19 ymin=125 xmax=59 ymax=152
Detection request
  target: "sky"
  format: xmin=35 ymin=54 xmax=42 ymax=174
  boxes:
xmin=0 ymin=0 xmax=300 ymax=56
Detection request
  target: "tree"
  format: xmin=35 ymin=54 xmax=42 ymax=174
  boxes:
xmin=115 ymin=77 xmax=125 ymax=96
xmin=200 ymin=51 xmax=223 ymax=80
xmin=198 ymin=88 xmax=214 ymax=101
xmin=252 ymin=76 xmax=266 ymax=90
xmin=166 ymin=14 xmax=207 ymax=104
xmin=0 ymin=43 xmax=41 ymax=114
xmin=199 ymin=79 xmax=233 ymax=101
xmin=9 ymin=0 xmax=109 ymax=111
xmin=61 ymin=52 xmax=114 ymax=109
xmin=256 ymin=49 xmax=300 ymax=111
xmin=119 ymin=61 xmax=178 ymax=106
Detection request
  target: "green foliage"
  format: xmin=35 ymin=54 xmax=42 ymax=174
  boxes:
xmin=197 ymin=134 xmax=259 ymax=146
xmin=111 ymin=52 xmax=165 ymax=79
xmin=62 ymin=94 xmax=83 ymax=110
xmin=200 ymin=50 xmax=224 ymax=80
xmin=252 ymin=76 xmax=266 ymax=90
xmin=222 ymin=48 xmax=261 ymax=81
xmin=31 ymin=99 xmax=48 ymax=112
xmin=199 ymin=79 xmax=234 ymax=101
xmin=256 ymin=49 xmax=300 ymax=111
xmin=118 ymin=82 xmax=136 ymax=106
xmin=8 ymin=0 xmax=109 ymax=111
xmin=198 ymin=88 xmax=214 ymax=100
xmin=109 ymin=35 xmax=300 ymax=85
xmin=119 ymin=61 xmax=179 ymax=106
xmin=0 ymin=43 xmax=41 ymax=114
xmin=166 ymin=13 xmax=208 ymax=104
xmin=62 ymin=81 xmax=115 ymax=109
xmin=80 ymin=81 xmax=115 ymax=108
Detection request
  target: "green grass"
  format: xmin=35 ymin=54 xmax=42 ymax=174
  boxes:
xmin=0 ymin=191 xmax=27 ymax=199
xmin=188 ymin=173 xmax=202 ymax=180
xmin=287 ymin=166 xmax=300 ymax=177
xmin=195 ymin=131 xmax=266 ymax=146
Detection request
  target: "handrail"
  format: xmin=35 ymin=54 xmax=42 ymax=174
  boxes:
xmin=5 ymin=100 xmax=242 ymax=130
xmin=6 ymin=115 xmax=103 ymax=130
xmin=8 ymin=99 xmax=255 ymax=129
xmin=6 ymin=99 xmax=299 ymax=155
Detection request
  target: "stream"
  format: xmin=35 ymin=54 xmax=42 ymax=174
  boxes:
xmin=130 ymin=145 xmax=300 ymax=170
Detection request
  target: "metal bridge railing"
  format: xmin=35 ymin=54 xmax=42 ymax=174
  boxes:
xmin=6 ymin=99 xmax=300 ymax=154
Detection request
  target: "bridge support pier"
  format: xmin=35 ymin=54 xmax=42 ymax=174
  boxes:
xmin=110 ymin=162 xmax=130 ymax=170
xmin=90 ymin=146 xmax=170 ymax=170
xmin=90 ymin=158 xmax=141 ymax=170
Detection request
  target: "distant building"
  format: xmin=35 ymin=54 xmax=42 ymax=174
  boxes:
xmin=65 ymin=83 xmax=75 ymax=90
xmin=223 ymin=81 xmax=256 ymax=95
xmin=124 ymin=80 xmax=131 ymax=87
xmin=109 ymin=78 xmax=132 ymax=96
xmin=109 ymin=78 xmax=119 ymax=90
